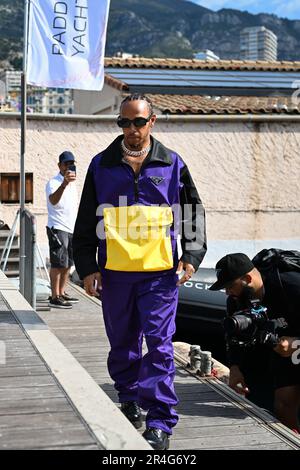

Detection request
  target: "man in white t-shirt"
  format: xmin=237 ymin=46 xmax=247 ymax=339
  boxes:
xmin=46 ymin=151 xmax=79 ymax=308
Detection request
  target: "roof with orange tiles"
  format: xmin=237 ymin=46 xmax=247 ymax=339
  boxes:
xmin=145 ymin=94 xmax=300 ymax=115
xmin=103 ymin=57 xmax=300 ymax=114
xmin=105 ymin=74 xmax=129 ymax=91
xmin=104 ymin=57 xmax=300 ymax=72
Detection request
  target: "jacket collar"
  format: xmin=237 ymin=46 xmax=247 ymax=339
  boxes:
xmin=99 ymin=135 xmax=172 ymax=167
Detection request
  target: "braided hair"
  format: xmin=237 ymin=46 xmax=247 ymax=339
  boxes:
xmin=120 ymin=94 xmax=153 ymax=116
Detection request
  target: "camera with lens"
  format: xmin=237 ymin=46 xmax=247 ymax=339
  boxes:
xmin=223 ymin=299 xmax=283 ymax=348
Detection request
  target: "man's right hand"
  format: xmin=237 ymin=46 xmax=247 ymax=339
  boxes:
xmin=63 ymin=170 xmax=76 ymax=186
xmin=229 ymin=365 xmax=250 ymax=396
xmin=83 ymin=272 xmax=102 ymax=297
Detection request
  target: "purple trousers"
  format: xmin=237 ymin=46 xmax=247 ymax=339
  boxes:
xmin=101 ymin=272 xmax=179 ymax=434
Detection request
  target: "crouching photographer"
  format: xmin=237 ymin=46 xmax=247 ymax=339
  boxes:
xmin=210 ymin=252 xmax=300 ymax=432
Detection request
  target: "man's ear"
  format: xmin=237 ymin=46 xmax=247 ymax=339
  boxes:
xmin=150 ymin=114 xmax=157 ymax=127
xmin=242 ymin=273 xmax=252 ymax=285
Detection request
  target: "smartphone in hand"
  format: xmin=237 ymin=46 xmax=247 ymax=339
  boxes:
xmin=68 ymin=164 xmax=76 ymax=175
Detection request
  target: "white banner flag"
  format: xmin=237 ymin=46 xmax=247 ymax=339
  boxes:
xmin=27 ymin=0 xmax=110 ymax=90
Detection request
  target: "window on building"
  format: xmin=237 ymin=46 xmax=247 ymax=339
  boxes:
xmin=0 ymin=173 xmax=33 ymax=203
xmin=58 ymin=97 xmax=64 ymax=104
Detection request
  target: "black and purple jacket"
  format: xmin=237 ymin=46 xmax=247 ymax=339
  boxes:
xmin=73 ymin=135 xmax=207 ymax=282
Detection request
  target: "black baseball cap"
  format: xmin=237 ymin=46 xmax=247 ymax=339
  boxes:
xmin=209 ymin=253 xmax=255 ymax=291
xmin=59 ymin=151 xmax=75 ymax=163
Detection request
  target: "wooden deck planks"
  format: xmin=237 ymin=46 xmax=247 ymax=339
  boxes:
xmin=0 ymin=426 xmax=96 ymax=450
xmin=0 ymin=397 xmax=73 ymax=416
xmin=0 ymin=296 xmax=102 ymax=450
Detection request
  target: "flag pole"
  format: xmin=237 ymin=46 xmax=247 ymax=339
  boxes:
xmin=20 ymin=0 xmax=30 ymax=295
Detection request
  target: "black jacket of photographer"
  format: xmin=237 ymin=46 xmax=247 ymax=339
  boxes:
xmin=226 ymin=266 xmax=300 ymax=371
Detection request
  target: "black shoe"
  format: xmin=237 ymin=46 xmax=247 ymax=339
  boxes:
xmin=61 ymin=292 xmax=79 ymax=304
xmin=49 ymin=296 xmax=72 ymax=309
xmin=120 ymin=401 xmax=142 ymax=429
xmin=142 ymin=428 xmax=170 ymax=450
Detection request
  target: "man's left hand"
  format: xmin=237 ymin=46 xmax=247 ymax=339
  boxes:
xmin=176 ymin=261 xmax=195 ymax=286
xmin=273 ymin=336 xmax=299 ymax=357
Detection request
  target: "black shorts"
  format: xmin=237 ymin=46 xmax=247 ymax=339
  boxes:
xmin=46 ymin=227 xmax=74 ymax=269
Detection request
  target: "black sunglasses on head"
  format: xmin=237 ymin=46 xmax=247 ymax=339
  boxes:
xmin=117 ymin=115 xmax=152 ymax=128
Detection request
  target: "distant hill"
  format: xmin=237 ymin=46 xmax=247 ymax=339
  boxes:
xmin=106 ymin=0 xmax=300 ymax=60
xmin=0 ymin=0 xmax=300 ymax=70
xmin=0 ymin=0 xmax=23 ymax=69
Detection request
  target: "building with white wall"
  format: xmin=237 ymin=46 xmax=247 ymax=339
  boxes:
xmin=194 ymin=50 xmax=220 ymax=61
xmin=240 ymin=26 xmax=278 ymax=61
xmin=1 ymin=111 xmax=300 ymax=266
xmin=0 ymin=70 xmax=73 ymax=113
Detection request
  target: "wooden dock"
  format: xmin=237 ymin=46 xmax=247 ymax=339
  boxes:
xmin=0 ymin=291 xmax=102 ymax=450
xmin=0 ymin=271 xmax=299 ymax=450
xmin=0 ymin=271 xmax=150 ymax=450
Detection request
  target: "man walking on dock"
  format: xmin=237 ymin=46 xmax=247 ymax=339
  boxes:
xmin=73 ymin=94 xmax=207 ymax=449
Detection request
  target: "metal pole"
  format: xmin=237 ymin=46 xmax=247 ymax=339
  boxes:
xmin=20 ymin=72 xmax=26 ymax=295
xmin=20 ymin=0 xmax=30 ymax=295
xmin=30 ymin=211 xmax=37 ymax=310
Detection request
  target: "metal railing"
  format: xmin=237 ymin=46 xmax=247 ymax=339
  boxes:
xmin=0 ymin=210 xmax=20 ymax=272
xmin=0 ymin=210 xmax=49 ymax=309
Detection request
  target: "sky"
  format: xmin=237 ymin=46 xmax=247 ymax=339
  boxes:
xmin=190 ymin=1 xmax=300 ymax=20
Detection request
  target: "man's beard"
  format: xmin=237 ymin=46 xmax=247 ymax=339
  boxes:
xmin=239 ymin=284 xmax=257 ymax=307
xmin=129 ymin=143 xmax=141 ymax=150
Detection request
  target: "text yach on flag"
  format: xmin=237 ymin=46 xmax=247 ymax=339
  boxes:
xmin=27 ymin=0 xmax=111 ymax=90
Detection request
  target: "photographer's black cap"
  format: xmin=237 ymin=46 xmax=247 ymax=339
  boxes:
xmin=59 ymin=151 xmax=75 ymax=163
xmin=209 ymin=253 xmax=255 ymax=291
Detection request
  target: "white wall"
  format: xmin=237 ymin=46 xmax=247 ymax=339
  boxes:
xmin=73 ymin=84 xmax=122 ymax=115
xmin=0 ymin=114 xmax=300 ymax=266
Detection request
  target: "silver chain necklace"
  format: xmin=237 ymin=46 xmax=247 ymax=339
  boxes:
xmin=121 ymin=139 xmax=151 ymax=157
